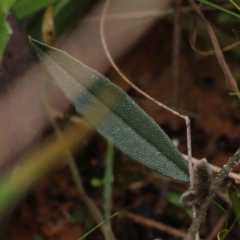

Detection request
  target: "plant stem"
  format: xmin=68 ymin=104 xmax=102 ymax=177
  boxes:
xmin=103 ymin=140 xmax=114 ymax=240
xmin=184 ymin=148 xmax=240 ymax=240
xmin=171 ymin=0 xmax=182 ymax=128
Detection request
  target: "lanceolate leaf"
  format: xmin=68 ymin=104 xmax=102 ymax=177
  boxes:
xmin=30 ymin=38 xmax=189 ymax=182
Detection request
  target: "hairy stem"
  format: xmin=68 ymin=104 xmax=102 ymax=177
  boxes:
xmin=184 ymin=148 xmax=240 ymax=240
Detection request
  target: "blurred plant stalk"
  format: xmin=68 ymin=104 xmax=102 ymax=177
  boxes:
xmin=0 ymin=120 xmax=94 ymax=218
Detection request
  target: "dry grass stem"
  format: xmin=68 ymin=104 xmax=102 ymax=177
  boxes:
xmin=99 ymin=2 xmax=200 ymax=237
xmin=190 ymin=23 xmax=240 ymax=57
xmin=188 ymin=0 xmax=240 ymax=99
xmin=121 ymin=211 xmax=187 ymax=239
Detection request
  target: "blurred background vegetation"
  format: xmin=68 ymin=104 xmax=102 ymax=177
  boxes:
xmin=2 ymin=0 xmax=240 ymax=240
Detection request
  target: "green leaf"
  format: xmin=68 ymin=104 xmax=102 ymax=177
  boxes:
xmin=53 ymin=0 xmax=93 ymax=38
xmin=198 ymin=0 xmax=240 ymax=19
xmin=0 ymin=0 xmax=16 ymax=13
xmin=29 ymin=38 xmax=189 ymax=182
xmin=227 ymin=180 xmax=240 ymax=225
xmin=0 ymin=12 xmax=12 ymax=61
xmin=12 ymin=0 xmax=57 ymax=19
xmin=167 ymin=192 xmax=193 ymax=218
xmin=0 ymin=0 xmax=16 ymax=60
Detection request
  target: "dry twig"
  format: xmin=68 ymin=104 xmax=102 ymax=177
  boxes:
xmin=121 ymin=211 xmax=187 ymax=239
xmin=182 ymin=154 xmax=240 ymax=183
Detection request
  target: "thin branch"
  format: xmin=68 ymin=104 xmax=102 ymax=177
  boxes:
xmin=188 ymin=0 xmax=240 ymax=99
xmin=206 ymin=214 xmax=227 ymax=240
xmin=184 ymin=1 xmax=240 ymax=236
xmin=185 ymin=117 xmax=199 ymax=240
xmin=184 ymin=148 xmax=240 ymax=240
xmin=121 ymin=211 xmax=187 ymax=239
xmin=182 ymin=154 xmax=240 ymax=183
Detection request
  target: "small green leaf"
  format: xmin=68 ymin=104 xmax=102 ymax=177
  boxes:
xmin=218 ymin=13 xmax=240 ymax=23
xmin=0 ymin=16 xmax=12 ymax=60
xmin=0 ymin=0 xmax=16 ymax=60
xmin=167 ymin=192 xmax=193 ymax=218
xmin=0 ymin=0 xmax=16 ymax=13
xmin=29 ymin=38 xmax=189 ymax=182
xmin=90 ymin=178 xmax=104 ymax=188
xmin=53 ymin=0 xmax=70 ymax=16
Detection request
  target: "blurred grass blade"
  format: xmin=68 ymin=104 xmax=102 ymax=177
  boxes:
xmin=226 ymin=179 xmax=240 ymax=225
xmin=42 ymin=94 xmax=116 ymax=240
xmin=54 ymin=0 xmax=70 ymax=16
xmin=167 ymin=192 xmax=193 ymax=218
xmin=190 ymin=0 xmax=240 ymax=99
xmin=198 ymin=0 xmax=240 ymax=19
xmin=78 ymin=213 xmax=118 ymax=240
xmin=0 ymin=16 xmax=12 ymax=61
xmin=12 ymin=0 xmax=57 ymax=19
xmin=29 ymin=38 xmax=189 ymax=182
xmin=0 ymin=0 xmax=15 ymax=61
xmin=103 ymin=140 xmax=114 ymax=240
xmin=0 ymin=123 xmax=93 ymax=217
